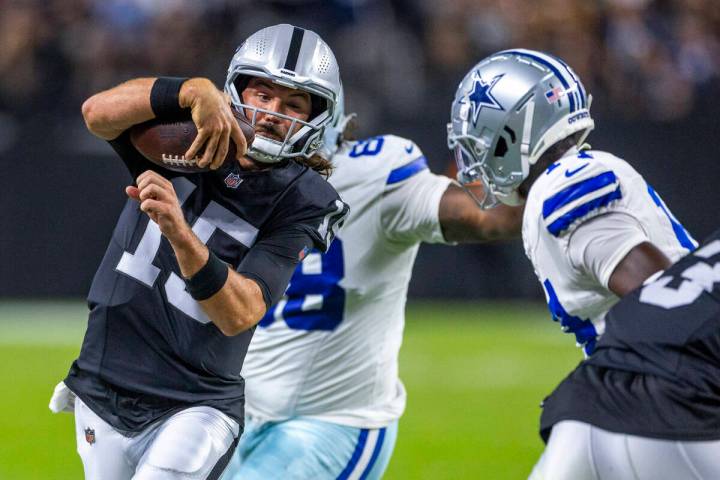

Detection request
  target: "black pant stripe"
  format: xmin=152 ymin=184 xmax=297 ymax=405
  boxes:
xmin=206 ymin=436 xmax=240 ymax=480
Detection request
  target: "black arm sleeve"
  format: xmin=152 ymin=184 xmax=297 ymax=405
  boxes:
xmin=237 ymin=166 xmax=349 ymax=309
xmin=236 ymin=226 xmax=316 ymax=309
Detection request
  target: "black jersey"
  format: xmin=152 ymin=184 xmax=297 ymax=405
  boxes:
xmin=64 ymin=132 xmax=348 ymax=433
xmin=540 ymin=229 xmax=720 ymax=442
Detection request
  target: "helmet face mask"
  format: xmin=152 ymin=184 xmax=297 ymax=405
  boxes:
xmin=224 ymin=24 xmax=342 ymax=164
xmin=449 ymin=132 xmax=499 ymax=208
xmin=448 ymin=49 xmax=595 ymax=207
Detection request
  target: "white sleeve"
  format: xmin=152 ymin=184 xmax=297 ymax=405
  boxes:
xmin=380 ymin=170 xmax=453 ymax=245
xmin=568 ymin=212 xmax=650 ymax=288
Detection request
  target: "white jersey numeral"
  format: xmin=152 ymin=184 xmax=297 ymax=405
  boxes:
xmin=116 ymin=177 xmax=258 ymax=324
xmin=640 ymin=242 xmax=720 ymax=309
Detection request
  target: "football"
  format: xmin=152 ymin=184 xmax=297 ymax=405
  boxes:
xmin=129 ymin=108 xmax=255 ymax=173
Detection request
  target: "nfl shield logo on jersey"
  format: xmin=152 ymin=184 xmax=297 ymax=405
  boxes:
xmin=84 ymin=427 xmax=95 ymax=445
xmin=224 ymin=173 xmax=243 ymax=189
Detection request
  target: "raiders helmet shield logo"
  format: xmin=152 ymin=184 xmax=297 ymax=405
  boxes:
xmin=85 ymin=427 xmax=95 ymax=445
xmin=224 ymin=173 xmax=243 ymax=189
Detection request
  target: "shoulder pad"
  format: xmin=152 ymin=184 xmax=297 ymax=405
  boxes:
xmin=342 ymin=135 xmax=429 ymax=185
xmin=539 ymin=150 xmax=623 ymax=237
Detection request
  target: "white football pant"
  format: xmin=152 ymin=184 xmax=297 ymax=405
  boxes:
xmin=529 ymin=420 xmax=720 ymax=480
xmin=75 ymin=397 xmax=238 ymax=480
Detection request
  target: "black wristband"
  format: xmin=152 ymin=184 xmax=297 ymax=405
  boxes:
xmin=150 ymin=77 xmax=189 ymax=118
xmin=185 ymin=251 xmax=229 ymax=301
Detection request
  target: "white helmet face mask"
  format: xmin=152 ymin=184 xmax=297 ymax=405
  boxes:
xmin=447 ymin=49 xmax=595 ymax=207
xmin=225 ymin=24 xmax=342 ymax=164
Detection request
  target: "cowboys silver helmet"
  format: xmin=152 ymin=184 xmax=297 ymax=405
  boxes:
xmin=448 ymin=49 xmax=594 ymax=207
xmin=225 ymin=24 xmax=342 ymax=163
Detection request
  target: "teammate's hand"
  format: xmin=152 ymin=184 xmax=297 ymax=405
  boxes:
xmin=179 ymin=78 xmax=248 ymax=169
xmin=126 ymin=171 xmax=190 ymax=242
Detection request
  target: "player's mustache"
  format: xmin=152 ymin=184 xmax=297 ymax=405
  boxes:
xmin=254 ymin=122 xmax=284 ymax=141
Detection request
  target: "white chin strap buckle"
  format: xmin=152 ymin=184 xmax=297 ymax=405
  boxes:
xmin=248 ymin=135 xmax=293 ymax=164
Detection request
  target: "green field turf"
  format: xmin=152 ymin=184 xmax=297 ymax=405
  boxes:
xmin=0 ymin=300 xmax=581 ymax=479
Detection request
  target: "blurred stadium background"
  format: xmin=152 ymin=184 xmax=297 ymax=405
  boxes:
xmin=1 ymin=0 xmax=718 ymax=478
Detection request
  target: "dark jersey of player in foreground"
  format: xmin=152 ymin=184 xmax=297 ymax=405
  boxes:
xmin=540 ymin=228 xmax=720 ymax=442
xmin=64 ymin=133 xmax=348 ymax=434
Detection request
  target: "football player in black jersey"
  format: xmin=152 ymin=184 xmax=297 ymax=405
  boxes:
xmin=49 ymin=25 xmax=348 ymax=480
xmin=530 ymin=229 xmax=720 ymax=479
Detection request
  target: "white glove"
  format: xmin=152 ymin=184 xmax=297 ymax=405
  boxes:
xmin=49 ymin=381 xmax=76 ymax=414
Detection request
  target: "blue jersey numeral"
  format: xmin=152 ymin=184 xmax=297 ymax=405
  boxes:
xmin=260 ymin=238 xmax=345 ymax=331
xmin=349 ymin=137 xmax=385 ymax=158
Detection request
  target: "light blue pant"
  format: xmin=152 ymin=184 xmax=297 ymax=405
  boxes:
xmin=222 ymin=416 xmax=398 ymax=480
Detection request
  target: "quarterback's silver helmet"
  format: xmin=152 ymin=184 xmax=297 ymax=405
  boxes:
xmin=448 ymin=49 xmax=594 ymax=207
xmin=225 ymin=24 xmax=342 ymax=163
xmin=317 ymin=84 xmax=356 ymax=160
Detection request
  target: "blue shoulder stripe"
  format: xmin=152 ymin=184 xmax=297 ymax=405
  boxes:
xmin=542 ymin=171 xmax=617 ymax=219
xmin=387 ymin=156 xmax=427 ymax=185
xmin=647 ymin=185 xmax=698 ymax=252
xmin=547 ymin=186 xmax=622 ymax=236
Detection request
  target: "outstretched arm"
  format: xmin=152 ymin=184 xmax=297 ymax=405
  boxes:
xmin=439 ymin=184 xmax=523 ymax=243
xmin=81 ymin=77 xmax=246 ymax=169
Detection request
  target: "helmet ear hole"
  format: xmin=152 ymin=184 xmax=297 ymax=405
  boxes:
xmin=494 ymin=137 xmax=508 ymax=158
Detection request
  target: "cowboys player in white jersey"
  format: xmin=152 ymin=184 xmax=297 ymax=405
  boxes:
xmin=222 ymin=26 xmax=522 ymax=480
xmin=448 ymin=49 xmax=698 ymax=478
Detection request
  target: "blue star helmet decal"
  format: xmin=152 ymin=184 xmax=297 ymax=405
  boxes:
xmin=466 ymin=73 xmax=504 ymax=126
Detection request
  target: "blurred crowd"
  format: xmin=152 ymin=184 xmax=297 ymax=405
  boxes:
xmin=0 ymin=0 xmax=718 ymax=154
xmin=2 ymin=0 xmax=719 ymax=299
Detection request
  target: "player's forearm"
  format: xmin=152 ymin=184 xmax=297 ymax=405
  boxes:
xmin=439 ymin=184 xmax=523 ymax=242
xmin=169 ymin=229 xmax=266 ymax=336
xmin=82 ymin=78 xmax=157 ymax=140
xmin=198 ymin=271 xmax=266 ymax=336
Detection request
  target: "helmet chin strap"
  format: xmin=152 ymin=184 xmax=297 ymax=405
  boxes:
xmin=247 ymin=136 xmax=290 ymax=164
xmin=496 ymin=190 xmax=525 ymax=207
xmin=246 ymin=110 xmax=332 ymax=164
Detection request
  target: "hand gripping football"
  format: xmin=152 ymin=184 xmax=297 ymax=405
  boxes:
xmin=129 ymin=108 xmax=255 ymax=173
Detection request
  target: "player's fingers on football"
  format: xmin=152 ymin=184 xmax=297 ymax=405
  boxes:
xmin=229 ymin=120 xmax=247 ymax=159
xmin=185 ymin=130 xmax=207 ymax=164
xmin=211 ymin=127 xmax=230 ymax=170
xmin=201 ymin=131 xmax=220 ymax=169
